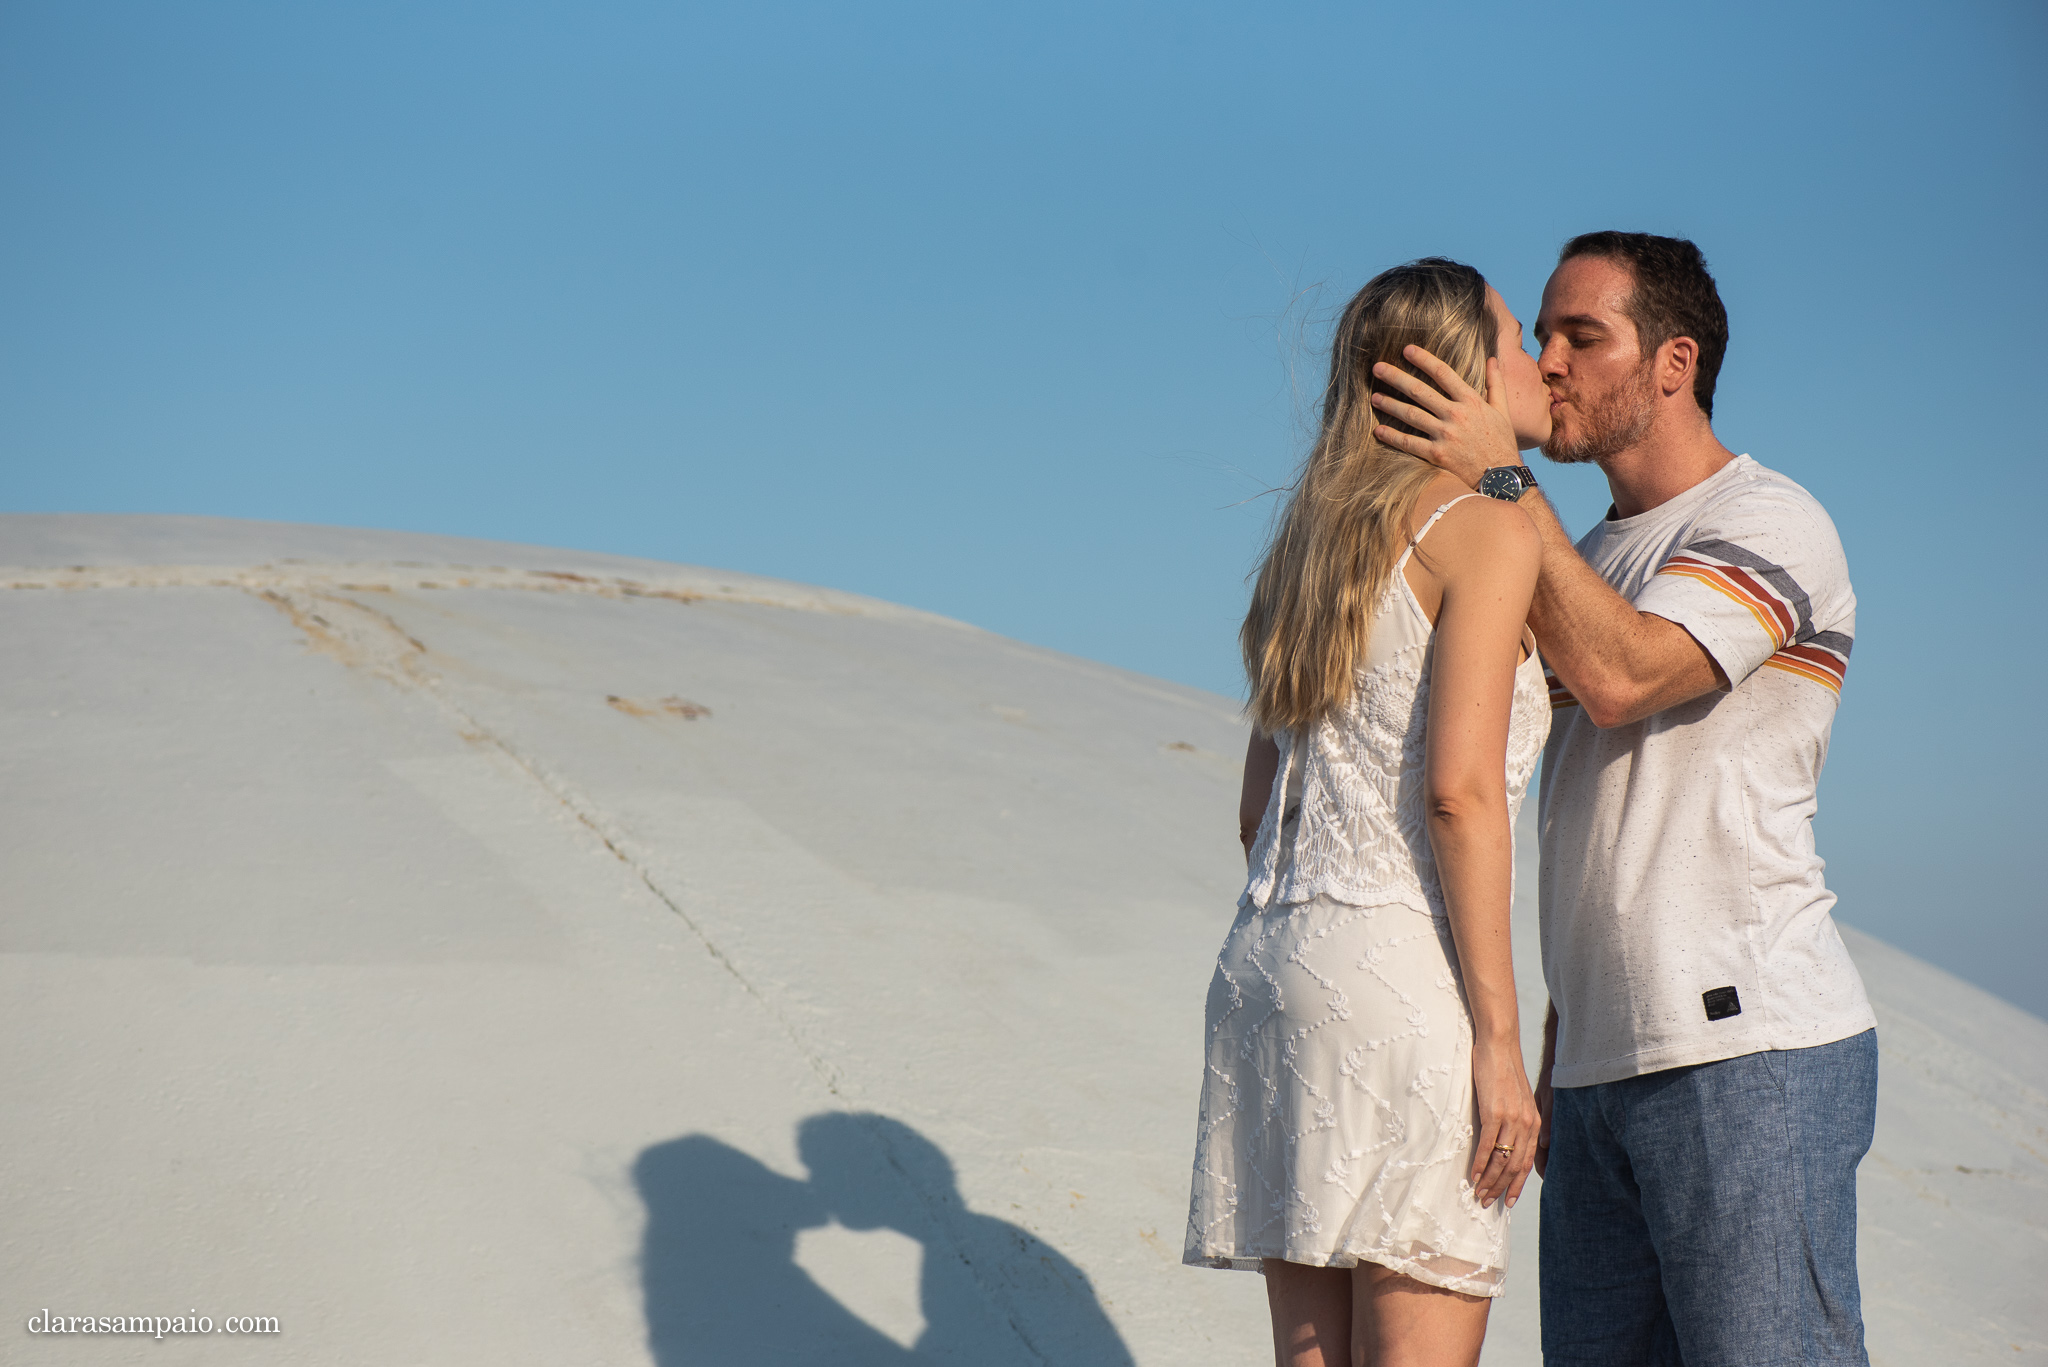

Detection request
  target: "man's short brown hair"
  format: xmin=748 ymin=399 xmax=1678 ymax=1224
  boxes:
xmin=1560 ymin=232 xmax=1729 ymax=419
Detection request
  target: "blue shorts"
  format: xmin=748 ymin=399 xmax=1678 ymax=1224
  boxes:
xmin=1540 ymin=1030 xmax=1878 ymax=1367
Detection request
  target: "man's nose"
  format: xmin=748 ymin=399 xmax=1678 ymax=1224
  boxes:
xmin=1538 ymin=338 xmax=1568 ymax=381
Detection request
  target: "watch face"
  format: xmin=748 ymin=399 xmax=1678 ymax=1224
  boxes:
xmin=1478 ymin=468 xmax=1522 ymax=500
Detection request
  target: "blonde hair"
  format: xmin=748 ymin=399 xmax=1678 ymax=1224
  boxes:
xmin=1242 ymin=258 xmax=1497 ymax=733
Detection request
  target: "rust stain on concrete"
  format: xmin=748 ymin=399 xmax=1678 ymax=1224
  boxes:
xmin=606 ymin=695 xmax=711 ymax=720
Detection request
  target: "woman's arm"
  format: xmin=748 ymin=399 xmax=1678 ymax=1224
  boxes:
xmin=1421 ymin=496 xmax=1543 ymax=1210
xmin=1239 ymin=731 xmax=1280 ymax=862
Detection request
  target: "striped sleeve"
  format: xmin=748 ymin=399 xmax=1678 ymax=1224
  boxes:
xmin=1634 ymin=506 xmax=1855 ymax=696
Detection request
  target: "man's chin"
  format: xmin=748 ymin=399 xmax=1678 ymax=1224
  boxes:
xmin=1539 ymin=438 xmax=1603 ymax=466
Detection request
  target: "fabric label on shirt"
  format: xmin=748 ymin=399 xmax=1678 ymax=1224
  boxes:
xmin=1702 ymin=986 xmax=1742 ymax=1021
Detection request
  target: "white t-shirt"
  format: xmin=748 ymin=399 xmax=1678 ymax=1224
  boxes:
xmin=1539 ymin=455 xmax=1876 ymax=1088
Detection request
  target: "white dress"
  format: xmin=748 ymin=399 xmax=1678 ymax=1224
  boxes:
xmin=1184 ymin=496 xmax=1552 ymax=1296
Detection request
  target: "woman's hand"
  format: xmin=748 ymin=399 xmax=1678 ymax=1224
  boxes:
xmin=1468 ymin=1036 xmax=1541 ymax=1210
xmin=1370 ymin=347 xmax=1522 ymax=489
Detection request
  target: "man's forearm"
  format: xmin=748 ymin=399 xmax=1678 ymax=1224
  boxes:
xmin=1516 ymin=491 xmax=1722 ymax=727
xmin=1518 ymin=491 xmax=1637 ymax=692
xmin=1517 ymin=490 xmax=1586 ymax=638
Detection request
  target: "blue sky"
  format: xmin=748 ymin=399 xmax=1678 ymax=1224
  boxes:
xmin=3 ymin=1 xmax=2043 ymax=1015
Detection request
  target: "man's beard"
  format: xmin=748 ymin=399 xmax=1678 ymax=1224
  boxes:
xmin=1542 ymin=360 xmax=1657 ymax=465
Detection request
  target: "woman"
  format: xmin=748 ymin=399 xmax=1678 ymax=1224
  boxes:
xmin=1184 ymin=259 xmax=1554 ymax=1367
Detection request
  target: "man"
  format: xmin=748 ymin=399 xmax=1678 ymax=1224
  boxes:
xmin=1368 ymin=233 xmax=1878 ymax=1366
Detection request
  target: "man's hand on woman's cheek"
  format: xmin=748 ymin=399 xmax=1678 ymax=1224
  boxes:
xmin=1368 ymin=345 xmax=1520 ymax=487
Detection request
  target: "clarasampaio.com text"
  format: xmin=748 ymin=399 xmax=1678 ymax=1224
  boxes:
xmin=26 ymin=1310 xmax=278 ymax=1338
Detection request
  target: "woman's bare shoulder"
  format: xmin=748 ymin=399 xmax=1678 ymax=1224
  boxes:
xmin=1425 ymin=489 xmax=1540 ymax=577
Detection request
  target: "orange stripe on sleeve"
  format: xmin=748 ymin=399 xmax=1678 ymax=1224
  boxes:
xmin=1656 ymin=563 xmax=1788 ymax=646
xmin=1762 ymin=655 xmax=1843 ymax=694
xmin=1662 ymin=559 xmax=1796 ymax=643
xmin=1710 ymin=564 xmax=1798 ymax=641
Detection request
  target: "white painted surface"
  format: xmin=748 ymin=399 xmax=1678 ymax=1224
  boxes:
xmin=2 ymin=514 xmax=2041 ymax=1365
xmin=795 ymin=1225 xmax=928 ymax=1350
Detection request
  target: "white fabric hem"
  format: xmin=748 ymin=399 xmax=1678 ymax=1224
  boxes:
xmin=1183 ymin=1244 xmax=1505 ymax=1298
xmin=1238 ymin=887 xmax=1441 ymax=918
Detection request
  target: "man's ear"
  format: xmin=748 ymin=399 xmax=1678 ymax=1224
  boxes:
xmin=1659 ymin=336 xmax=1698 ymax=400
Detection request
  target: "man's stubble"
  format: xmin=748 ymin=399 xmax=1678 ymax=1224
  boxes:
xmin=1541 ymin=358 xmax=1657 ymax=466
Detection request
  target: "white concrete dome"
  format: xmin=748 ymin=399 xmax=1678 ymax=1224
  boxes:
xmin=4 ymin=515 xmax=2042 ymax=1365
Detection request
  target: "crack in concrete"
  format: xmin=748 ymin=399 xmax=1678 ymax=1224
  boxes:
xmin=241 ymin=583 xmax=848 ymax=1098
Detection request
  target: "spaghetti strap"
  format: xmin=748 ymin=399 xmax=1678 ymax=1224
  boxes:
xmin=1395 ymin=493 xmax=1484 ymax=569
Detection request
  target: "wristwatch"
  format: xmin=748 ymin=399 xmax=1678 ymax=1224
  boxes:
xmin=1476 ymin=465 xmax=1538 ymax=502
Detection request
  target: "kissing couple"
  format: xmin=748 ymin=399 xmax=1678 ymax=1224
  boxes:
xmin=1185 ymin=233 xmax=1877 ymax=1367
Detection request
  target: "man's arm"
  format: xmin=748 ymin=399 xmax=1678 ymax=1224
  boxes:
xmin=1367 ymin=346 xmax=1723 ymax=728
xmin=1511 ymin=491 xmax=1724 ymax=728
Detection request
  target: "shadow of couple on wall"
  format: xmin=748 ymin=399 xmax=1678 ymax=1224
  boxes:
xmin=633 ymin=1112 xmax=1135 ymax=1366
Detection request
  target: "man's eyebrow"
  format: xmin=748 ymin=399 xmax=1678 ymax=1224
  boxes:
xmin=1548 ymin=313 xmax=1608 ymax=333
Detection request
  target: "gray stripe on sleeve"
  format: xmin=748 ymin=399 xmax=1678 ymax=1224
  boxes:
xmin=1686 ymin=537 xmax=1815 ymax=640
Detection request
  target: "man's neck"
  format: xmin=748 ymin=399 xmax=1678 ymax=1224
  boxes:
xmin=1597 ymin=416 xmax=1738 ymax=519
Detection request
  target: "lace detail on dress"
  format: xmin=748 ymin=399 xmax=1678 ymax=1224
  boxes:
xmin=1242 ymin=583 xmax=1551 ymax=915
